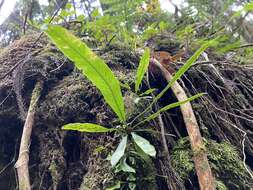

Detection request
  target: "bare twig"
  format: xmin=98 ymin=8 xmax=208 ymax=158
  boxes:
xmin=0 ymin=89 xmax=12 ymax=106
xmin=218 ymin=117 xmax=253 ymax=179
xmin=206 ymin=98 xmax=253 ymax=123
xmin=0 ymin=139 xmax=18 ymax=175
xmin=49 ymin=58 xmax=67 ymax=73
xmin=105 ymin=34 xmax=116 ymax=47
xmin=147 ymin=72 xmax=169 ymax=155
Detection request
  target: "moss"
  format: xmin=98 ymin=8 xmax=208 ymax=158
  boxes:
xmin=37 ymin=72 xmax=112 ymax=126
xmin=171 ymin=138 xmax=194 ymax=179
xmin=171 ymin=138 xmax=253 ymax=189
xmin=146 ymin=33 xmax=180 ymax=54
xmin=48 ymin=160 xmax=58 ymax=189
xmin=79 ymin=136 xmax=116 ymax=190
xmin=216 ymin=180 xmax=228 ymax=190
xmin=80 ymin=159 xmax=114 ymax=190
xmin=101 ymin=41 xmax=139 ymax=70
xmin=48 ymin=149 xmax=66 ymax=190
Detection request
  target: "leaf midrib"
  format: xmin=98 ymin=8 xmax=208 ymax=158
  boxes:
xmin=53 ymin=30 xmax=125 ymax=121
xmin=136 ymin=51 xmax=148 ymax=91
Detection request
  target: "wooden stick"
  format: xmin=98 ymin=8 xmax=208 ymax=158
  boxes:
xmin=152 ymin=59 xmax=215 ymax=190
xmin=15 ymin=81 xmax=43 ymax=190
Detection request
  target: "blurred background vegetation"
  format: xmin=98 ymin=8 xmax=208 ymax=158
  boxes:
xmin=0 ymin=0 xmax=253 ymax=64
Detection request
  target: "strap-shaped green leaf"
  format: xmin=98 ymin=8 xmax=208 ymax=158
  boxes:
xmin=43 ymin=25 xmax=126 ymax=122
xmin=111 ymin=136 xmax=128 ymax=167
xmin=129 ymin=41 xmax=213 ymax=126
xmin=134 ymin=93 xmax=205 ymax=128
xmin=62 ymin=123 xmax=114 ymax=133
xmin=154 ymin=42 xmax=212 ymax=102
xmin=135 ymin=48 xmax=150 ymax=92
xmin=131 ymin=132 xmax=156 ymax=157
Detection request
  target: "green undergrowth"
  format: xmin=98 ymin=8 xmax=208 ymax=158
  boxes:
xmin=171 ymin=138 xmax=253 ymax=189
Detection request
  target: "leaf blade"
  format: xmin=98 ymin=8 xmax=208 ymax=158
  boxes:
xmin=62 ymin=123 xmax=114 ymax=133
xmin=145 ymin=93 xmax=205 ymax=123
xmin=106 ymin=181 xmax=121 ymax=190
xmin=154 ymin=42 xmax=212 ymax=102
xmin=131 ymin=132 xmax=156 ymax=157
xmin=120 ymin=157 xmax=135 ymax=173
xmin=135 ymin=48 xmax=150 ymax=92
xmin=111 ymin=136 xmax=128 ymax=167
xmin=43 ymin=25 xmax=126 ymax=122
xmin=139 ymin=88 xmax=156 ymax=96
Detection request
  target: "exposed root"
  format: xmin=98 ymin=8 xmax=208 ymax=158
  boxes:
xmin=152 ymin=58 xmax=215 ymax=190
xmin=15 ymin=81 xmax=43 ymax=190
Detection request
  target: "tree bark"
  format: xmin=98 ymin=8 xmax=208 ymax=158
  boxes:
xmin=15 ymin=81 xmax=43 ymax=190
xmin=153 ymin=59 xmax=215 ymax=190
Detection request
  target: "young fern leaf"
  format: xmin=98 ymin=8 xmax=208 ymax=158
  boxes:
xmin=131 ymin=132 xmax=156 ymax=157
xmin=42 ymin=25 xmax=126 ymax=122
xmin=111 ymin=136 xmax=128 ymax=167
xmin=120 ymin=157 xmax=135 ymax=173
xmin=62 ymin=123 xmax=114 ymax=133
xmin=135 ymin=48 xmax=150 ymax=92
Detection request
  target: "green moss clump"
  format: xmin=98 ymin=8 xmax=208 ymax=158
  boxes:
xmin=80 ymin=158 xmax=115 ymax=190
xmin=216 ymin=180 xmax=228 ymax=190
xmin=48 ymin=150 xmax=66 ymax=190
xmin=171 ymin=138 xmax=253 ymax=189
xmin=101 ymin=41 xmax=139 ymax=70
xmin=171 ymin=138 xmax=194 ymax=179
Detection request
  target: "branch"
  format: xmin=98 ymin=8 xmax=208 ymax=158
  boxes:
xmin=146 ymin=73 xmax=169 ymax=155
xmin=15 ymin=81 xmax=43 ymax=190
xmin=232 ymin=43 xmax=253 ymax=49
xmin=0 ymin=0 xmax=4 ymax=12
xmin=152 ymin=59 xmax=215 ymax=190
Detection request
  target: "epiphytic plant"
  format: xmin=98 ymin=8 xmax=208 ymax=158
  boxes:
xmin=43 ymin=24 xmax=211 ymax=189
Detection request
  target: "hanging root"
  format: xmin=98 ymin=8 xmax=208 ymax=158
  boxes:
xmin=152 ymin=58 xmax=215 ymax=190
xmin=15 ymin=80 xmax=43 ymax=190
